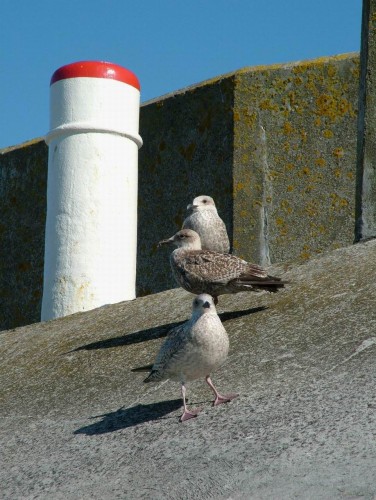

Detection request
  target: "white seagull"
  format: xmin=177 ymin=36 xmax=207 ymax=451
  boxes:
xmin=182 ymin=195 xmax=230 ymax=253
xmin=132 ymin=294 xmax=238 ymax=422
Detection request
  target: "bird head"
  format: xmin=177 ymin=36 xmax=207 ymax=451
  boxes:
xmin=187 ymin=195 xmax=217 ymax=213
xmin=192 ymin=293 xmax=216 ymax=316
xmin=158 ymin=229 xmax=202 ymax=250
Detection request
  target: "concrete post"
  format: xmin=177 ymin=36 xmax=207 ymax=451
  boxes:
xmin=355 ymin=0 xmax=376 ymax=241
xmin=41 ymin=61 xmax=142 ymax=321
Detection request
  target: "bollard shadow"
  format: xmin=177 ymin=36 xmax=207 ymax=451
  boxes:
xmin=74 ymin=399 xmax=184 ymax=435
xmin=68 ymin=305 xmax=267 ymax=353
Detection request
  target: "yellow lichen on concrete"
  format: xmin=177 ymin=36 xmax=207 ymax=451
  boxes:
xmin=332 ymin=147 xmax=345 ymax=158
xmin=323 ymin=129 xmax=334 ymax=138
xmin=283 ymin=122 xmax=294 ymax=134
xmin=233 ymin=51 xmax=358 ymax=264
xmin=315 ymin=157 xmax=327 ymax=167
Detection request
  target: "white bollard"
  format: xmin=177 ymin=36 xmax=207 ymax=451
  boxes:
xmin=42 ymin=61 xmax=142 ymax=321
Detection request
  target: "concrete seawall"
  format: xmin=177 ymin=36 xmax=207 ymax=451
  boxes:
xmin=0 ymin=139 xmax=47 ymax=330
xmin=0 ymin=53 xmax=359 ymax=330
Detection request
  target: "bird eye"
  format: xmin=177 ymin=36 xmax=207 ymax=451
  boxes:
xmin=203 ymin=199 xmax=207 ymax=203
xmin=179 ymin=234 xmax=185 ymax=238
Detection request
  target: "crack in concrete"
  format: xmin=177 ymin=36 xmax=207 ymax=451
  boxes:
xmin=324 ymin=337 xmax=376 ymax=375
xmin=259 ymin=125 xmax=272 ymax=267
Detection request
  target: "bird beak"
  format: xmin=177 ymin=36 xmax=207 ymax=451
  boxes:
xmin=203 ymin=301 xmax=211 ymax=309
xmin=157 ymin=236 xmax=174 ymax=248
xmin=187 ymin=204 xmax=198 ymax=211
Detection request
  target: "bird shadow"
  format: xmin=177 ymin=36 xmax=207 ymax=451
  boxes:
xmin=67 ymin=320 xmax=185 ymax=353
xmin=219 ymin=305 xmax=267 ymax=322
xmin=73 ymin=398 xmax=184 ymax=435
xmin=67 ymin=305 xmax=267 ymax=353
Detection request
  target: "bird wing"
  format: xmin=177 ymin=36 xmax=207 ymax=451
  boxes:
xmin=215 ymin=221 xmax=230 ymax=253
xmin=182 ymin=215 xmax=194 ymax=230
xmin=199 ymin=212 xmax=230 ymax=253
xmin=178 ymin=250 xmax=267 ymax=284
xmin=145 ymin=323 xmax=192 ymax=381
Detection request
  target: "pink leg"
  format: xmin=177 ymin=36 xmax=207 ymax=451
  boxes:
xmin=205 ymin=375 xmax=238 ymax=407
xmin=179 ymin=383 xmax=201 ymax=422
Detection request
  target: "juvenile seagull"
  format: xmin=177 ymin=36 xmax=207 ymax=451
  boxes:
xmin=182 ymin=195 xmax=230 ymax=253
xmin=132 ymin=294 xmax=238 ymax=422
xmin=159 ymin=229 xmax=286 ymax=304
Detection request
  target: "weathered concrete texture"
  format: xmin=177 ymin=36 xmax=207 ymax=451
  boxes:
xmin=0 ymin=139 xmax=47 ymax=330
xmin=1 ymin=239 xmax=376 ymax=499
xmin=0 ymin=54 xmax=360 ymax=330
xmin=234 ymin=54 xmax=359 ymax=265
xmin=356 ymin=0 xmax=376 ymax=240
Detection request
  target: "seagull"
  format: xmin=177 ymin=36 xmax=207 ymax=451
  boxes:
xmin=132 ymin=294 xmax=238 ymax=422
xmin=158 ymin=229 xmax=287 ymax=304
xmin=182 ymin=195 xmax=230 ymax=253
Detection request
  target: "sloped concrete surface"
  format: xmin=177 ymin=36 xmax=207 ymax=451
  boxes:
xmin=1 ymin=240 xmax=376 ymax=499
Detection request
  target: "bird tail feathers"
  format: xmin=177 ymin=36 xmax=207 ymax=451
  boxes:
xmin=143 ymin=370 xmax=163 ymax=383
xmin=235 ymin=274 xmax=289 ymax=292
xmin=131 ymin=364 xmax=153 ymax=373
xmin=131 ymin=364 xmax=164 ymax=383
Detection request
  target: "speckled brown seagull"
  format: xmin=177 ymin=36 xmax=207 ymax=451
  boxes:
xmin=158 ymin=229 xmax=287 ymax=304
xmin=182 ymin=195 xmax=230 ymax=253
xmin=132 ymin=294 xmax=238 ymax=422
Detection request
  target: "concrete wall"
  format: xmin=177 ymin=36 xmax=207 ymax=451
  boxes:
xmin=233 ymin=54 xmax=359 ymax=265
xmin=0 ymin=53 xmax=359 ymax=330
xmin=0 ymin=140 xmax=47 ymax=330
xmin=356 ymin=0 xmax=376 ymax=240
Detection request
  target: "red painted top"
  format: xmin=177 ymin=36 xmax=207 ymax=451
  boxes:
xmin=50 ymin=61 xmax=140 ymax=90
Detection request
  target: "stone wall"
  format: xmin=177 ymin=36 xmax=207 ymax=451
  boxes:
xmin=0 ymin=53 xmax=360 ymax=330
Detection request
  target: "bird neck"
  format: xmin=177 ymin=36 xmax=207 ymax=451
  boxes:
xmin=195 ymin=206 xmax=217 ymax=215
xmin=174 ymin=241 xmax=202 ymax=252
xmin=190 ymin=310 xmax=216 ymax=323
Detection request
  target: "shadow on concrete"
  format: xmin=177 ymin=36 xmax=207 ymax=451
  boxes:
xmin=68 ymin=306 xmax=267 ymax=353
xmin=74 ymin=399 xmax=184 ymax=435
xmin=219 ymin=305 xmax=267 ymax=322
xmin=68 ymin=321 xmax=185 ymax=353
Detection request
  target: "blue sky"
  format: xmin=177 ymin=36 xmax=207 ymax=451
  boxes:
xmin=1 ymin=0 xmax=362 ymax=149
